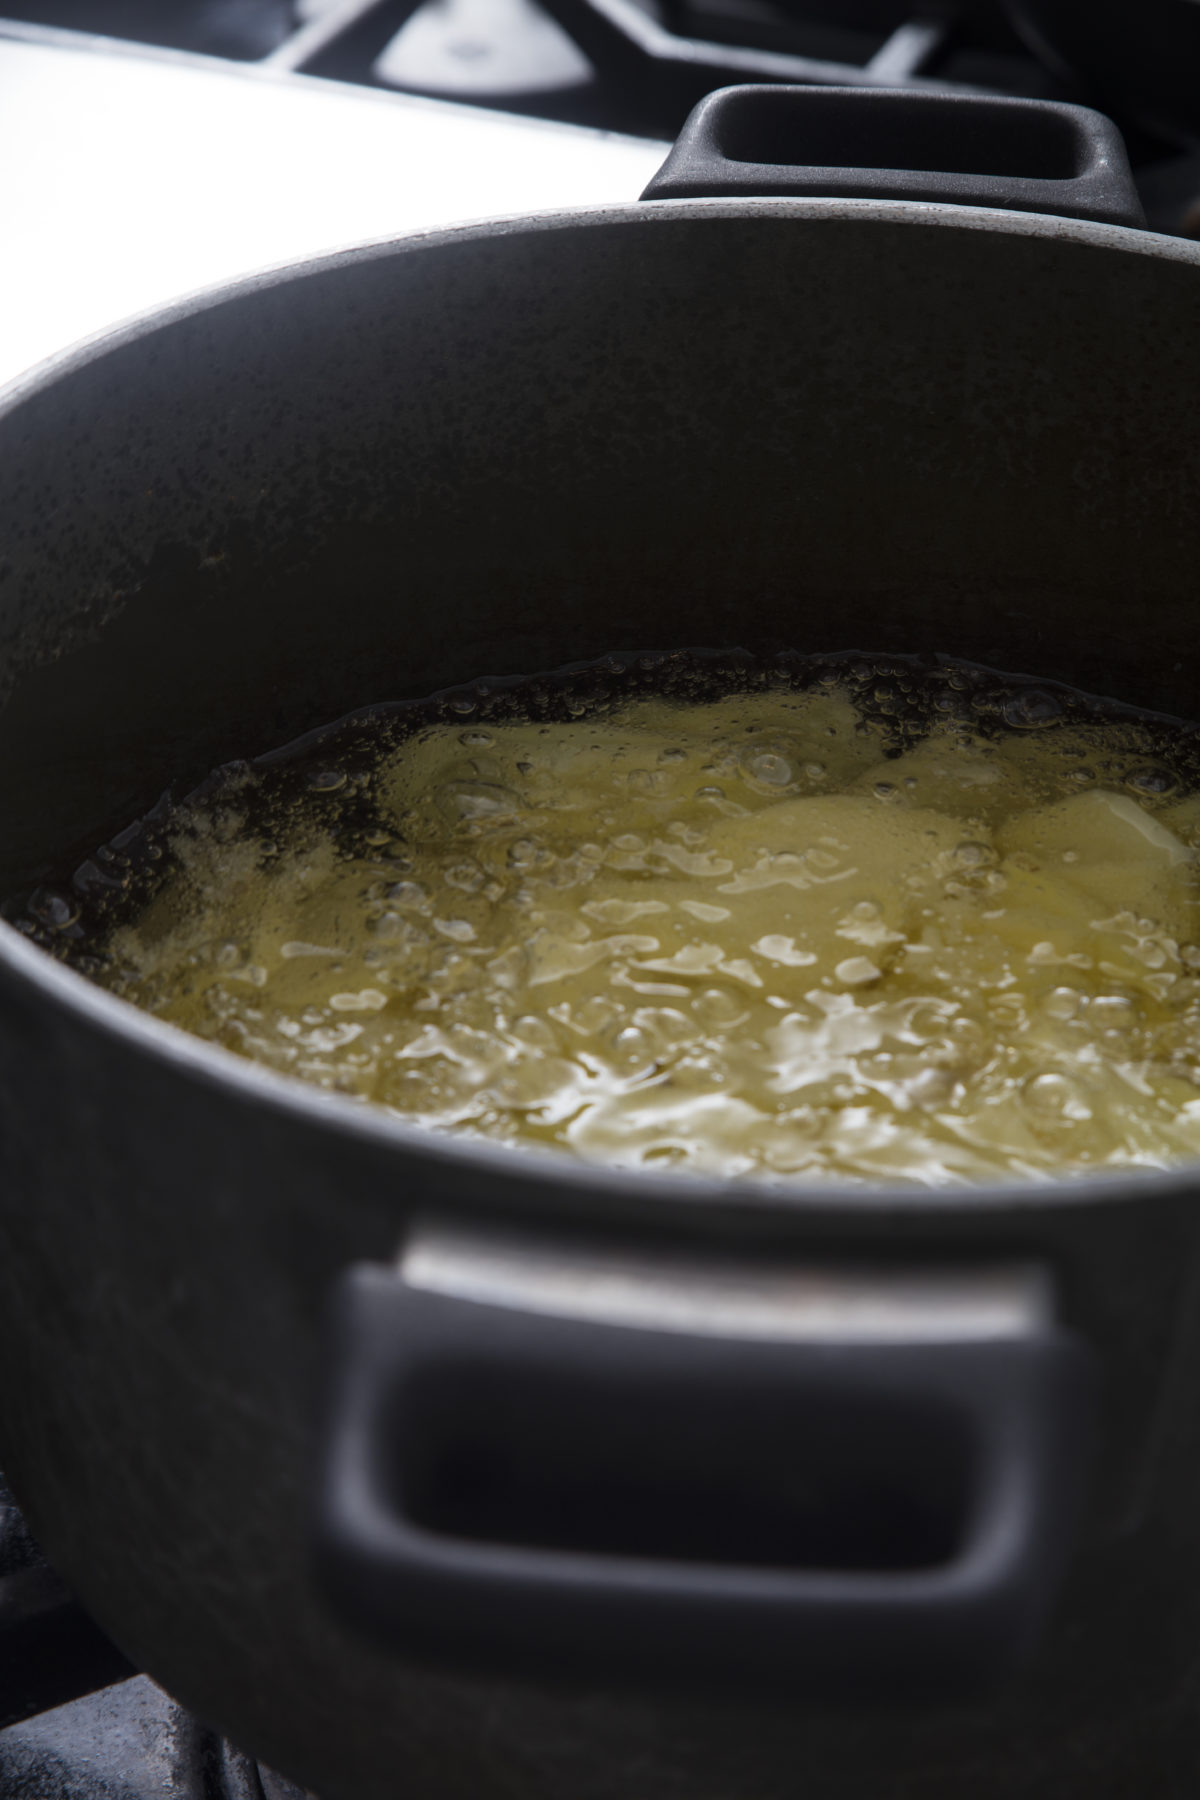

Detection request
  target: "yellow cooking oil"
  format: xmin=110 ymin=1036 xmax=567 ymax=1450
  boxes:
xmin=26 ymin=653 xmax=1200 ymax=1184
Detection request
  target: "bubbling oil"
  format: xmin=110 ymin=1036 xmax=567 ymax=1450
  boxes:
xmin=21 ymin=650 xmax=1200 ymax=1185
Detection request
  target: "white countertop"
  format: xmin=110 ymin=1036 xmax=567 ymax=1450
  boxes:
xmin=0 ymin=21 xmax=667 ymax=392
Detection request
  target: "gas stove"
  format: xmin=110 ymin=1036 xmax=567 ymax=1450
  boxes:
xmin=0 ymin=1470 xmax=314 ymax=1798
xmin=1 ymin=3 xmax=1198 ymax=1796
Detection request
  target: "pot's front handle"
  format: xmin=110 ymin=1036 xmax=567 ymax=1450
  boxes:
xmin=314 ymin=1223 xmax=1096 ymax=1695
xmin=641 ymin=85 xmax=1145 ymax=228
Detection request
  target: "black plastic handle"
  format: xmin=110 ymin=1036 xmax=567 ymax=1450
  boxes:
xmin=641 ymin=85 xmax=1145 ymax=228
xmin=314 ymin=1238 xmax=1096 ymax=1696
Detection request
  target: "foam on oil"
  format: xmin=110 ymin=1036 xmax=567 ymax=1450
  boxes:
xmin=21 ymin=651 xmax=1200 ymax=1185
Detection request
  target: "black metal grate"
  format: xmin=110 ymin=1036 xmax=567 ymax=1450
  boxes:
xmin=6 ymin=0 xmax=1197 ymax=221
xmin=264 ymin=0 xmax=1070 ymax=138
xmin=0 ymin=0 xmax=1068 ymax=137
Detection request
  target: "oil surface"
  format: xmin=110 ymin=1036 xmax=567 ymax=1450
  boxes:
xmin=21 ymin=651 xmax=1200 ymax=1185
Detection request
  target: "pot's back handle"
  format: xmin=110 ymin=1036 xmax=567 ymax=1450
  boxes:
xmin=314 ymin=1223 xmax=1097 ymax=1695
xmin=640 ymin=85 xmax=1145 ymax=228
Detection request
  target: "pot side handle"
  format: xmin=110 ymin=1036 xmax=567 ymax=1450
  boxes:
xmin=313 ymin=1226 xmax=1097 ymax=1696
xmin=640 ymin=85 xmax=1145 ymax=228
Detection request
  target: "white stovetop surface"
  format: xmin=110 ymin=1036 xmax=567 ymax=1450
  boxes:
xmin=0 ymin=20 xmax=667 ymax=393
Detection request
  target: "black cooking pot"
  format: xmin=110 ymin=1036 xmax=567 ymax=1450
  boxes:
xmin=2 ymin=83 xmax=1200 ymax=1800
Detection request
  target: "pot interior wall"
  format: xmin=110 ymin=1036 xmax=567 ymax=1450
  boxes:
xmin=1 ymin=206 xmax=1198 ymax=895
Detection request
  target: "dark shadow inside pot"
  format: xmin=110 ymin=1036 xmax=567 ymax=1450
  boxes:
xmin=2 ymin=210 xmax=1198 ymax=903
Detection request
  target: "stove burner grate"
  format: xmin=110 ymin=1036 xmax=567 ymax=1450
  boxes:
xmin=0 ymin=0 xmax=1078 ymax=137
xmin=0 ymin=1474 xmax=315 ymax=1800
xmin=3 ymin=0 xmax=1197 ymax=228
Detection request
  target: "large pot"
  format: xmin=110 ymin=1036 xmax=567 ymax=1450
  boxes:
xmin=2 ymin=84 xmax=1200 ymax=1800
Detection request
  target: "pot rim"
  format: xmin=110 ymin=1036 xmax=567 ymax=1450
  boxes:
xmin=5 ymin=194 xmax=1200 ymax=1223
xmin=3 ymin=192 xmax=1200 ymax=422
